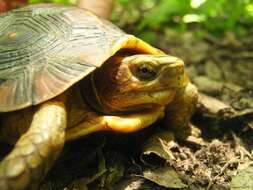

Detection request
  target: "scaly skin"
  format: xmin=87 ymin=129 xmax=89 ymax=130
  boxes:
xmin=0 ymin=88 xmax=166 ymax=190
xmin=0 ymin=100 xmax=67 ymax=190
xmin=164 ymin=82 xmax=198 ymax=139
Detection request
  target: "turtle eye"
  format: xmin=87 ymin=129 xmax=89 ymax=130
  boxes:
xmin=135 ymin=64 xmax=157 ymax=80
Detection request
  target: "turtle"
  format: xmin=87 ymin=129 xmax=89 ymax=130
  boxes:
xmin=0 ymin=4 xmax=198 ymax=190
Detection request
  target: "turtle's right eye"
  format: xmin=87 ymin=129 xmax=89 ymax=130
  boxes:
xmin=132 ymin=63 xmax=157 ymax=80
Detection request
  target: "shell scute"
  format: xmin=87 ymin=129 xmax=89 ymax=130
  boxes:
xmin=0 ymin=5 xmax=162 ymax=112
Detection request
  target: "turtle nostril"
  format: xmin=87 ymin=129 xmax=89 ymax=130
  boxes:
xmin=159 ymin=66 xmax=184 ymax=87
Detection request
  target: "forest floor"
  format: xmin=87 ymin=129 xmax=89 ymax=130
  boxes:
xmin=0 ymin=2 xmax=252 ymax=189
xmin=39 ymin=31 xmax=253 ymax=190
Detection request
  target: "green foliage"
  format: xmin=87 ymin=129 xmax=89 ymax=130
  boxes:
xmin=197 ymin=0 xmax=252 ymax=36
xmin=113 ymin=0 xmax=253 ymax=38
xmin=137 ymin=0 xmax=191 ymax=30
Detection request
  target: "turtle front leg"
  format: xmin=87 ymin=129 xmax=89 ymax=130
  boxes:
xmin=163 ymin=82 xmax=198 ymax=139
xmin=0 ymin=100 xmax=67 ymax=190
xmin=66 ymin=107 xmax=165 ymax=141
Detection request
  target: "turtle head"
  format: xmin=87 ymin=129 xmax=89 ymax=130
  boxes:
xmin=81 ymin=54 xmax=188 ymax=114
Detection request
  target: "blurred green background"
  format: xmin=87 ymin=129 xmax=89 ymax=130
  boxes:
xmin=28 ymin=0 xmax=253 ymax=42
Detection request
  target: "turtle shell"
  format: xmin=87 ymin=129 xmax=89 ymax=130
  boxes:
xmin=0 ymin=4 xmax=164 ymax=112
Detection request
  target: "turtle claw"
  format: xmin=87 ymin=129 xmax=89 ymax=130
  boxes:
xmin=180 ymin=124 xmax=206 ymax=146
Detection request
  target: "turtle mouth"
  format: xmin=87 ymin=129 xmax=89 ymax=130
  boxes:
xmin=146 ymin=89 xmax=176 ymax=106
xmin=106 ymin=89 xmax=177 ymax=115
